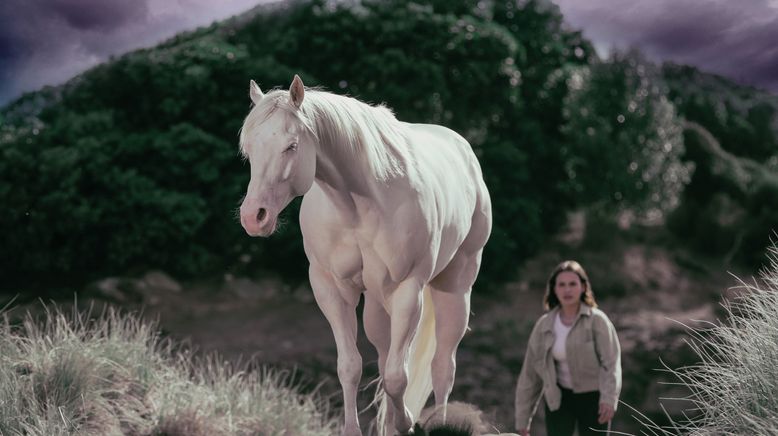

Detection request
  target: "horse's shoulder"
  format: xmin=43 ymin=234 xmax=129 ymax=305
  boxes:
xmin=299 ymin=189 xmax=349 ymax=240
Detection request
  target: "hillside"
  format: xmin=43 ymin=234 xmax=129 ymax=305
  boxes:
xmin=662 ymin=63 xmax=778 ymax=262
xmin=1 ymin=1 xmax=777 ymax=434
xmin=0 ymin=0 xmax=729 ymax=294
xmin=663 ymin=62 xmax=778 ymax=158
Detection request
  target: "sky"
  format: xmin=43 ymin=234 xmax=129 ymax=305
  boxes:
xmin=0 ymin=0 xmax=269 ymax=106
xmin=1 ymin=0 xmax=777 ymax=107
xmin=554 ymin=0 xmax=778 ymax=93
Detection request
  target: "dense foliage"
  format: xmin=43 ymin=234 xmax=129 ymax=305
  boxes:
xmin=561 ymin=52 xmax=692 ymax=217
xmin=0 ymin=0 xmax=775 ymax=293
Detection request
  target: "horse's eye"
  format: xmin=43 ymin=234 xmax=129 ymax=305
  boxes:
xmin=285 ymin=142 xmax=298 ymax=153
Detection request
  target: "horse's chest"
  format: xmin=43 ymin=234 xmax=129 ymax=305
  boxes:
xmin=359 ymin=243 xmax=404 ymax=292
xmin=328 ymin=239 xmax=364 ymax=288
xmin=302 ymin=189 xmax=433 ymax=293
xmin=327 ymin=230 xmax=421 ymax=294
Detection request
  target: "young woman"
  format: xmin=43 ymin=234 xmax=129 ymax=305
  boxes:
xmin=514 ymin=260 xmax=621 ymax=436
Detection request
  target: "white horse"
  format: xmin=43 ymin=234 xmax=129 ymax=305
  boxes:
xmin=238 ymin=75 xmax=492 ymax=436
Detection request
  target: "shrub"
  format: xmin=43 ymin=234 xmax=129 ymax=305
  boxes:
xmin=632 ymin=243 xmax=778 ymax=435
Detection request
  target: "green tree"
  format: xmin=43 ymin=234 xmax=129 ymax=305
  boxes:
xmin=4 ymin=0 xmax=737 ymax=294
xmin=560 ymin=51 xmax=692 ymax=217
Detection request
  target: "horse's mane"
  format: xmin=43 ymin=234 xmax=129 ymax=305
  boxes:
xmin=240 ymin=88 xmax=411 ymax=181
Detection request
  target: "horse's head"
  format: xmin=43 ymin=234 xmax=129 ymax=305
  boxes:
xmin=238 ymin=75 xmax=316 ymax=237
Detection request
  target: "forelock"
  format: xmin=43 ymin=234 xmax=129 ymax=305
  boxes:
xmin=240 ymin=91 xmax=313 ymax=153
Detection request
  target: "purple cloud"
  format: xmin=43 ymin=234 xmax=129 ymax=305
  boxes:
xmin=1 ymin=0 xmax=776 ymax=106
xmin=0 ymin=0 xmax=267 ymax=105
xmin=48 ymin=0 xmax=150 ymax=30
xmin=554 ymin=0 xmax=778 ymax=93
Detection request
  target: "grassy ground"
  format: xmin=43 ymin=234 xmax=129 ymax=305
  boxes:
xmin=1 ymin=219 xmax=772 ymax=435
xmin=0 ymin=306 xmax=339 ymax=436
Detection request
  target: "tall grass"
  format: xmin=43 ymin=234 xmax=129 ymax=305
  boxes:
xmin=0 ymin=306 xmax=339 ymax=436
xmin=632 ymin=244 xmax=778 ymax=435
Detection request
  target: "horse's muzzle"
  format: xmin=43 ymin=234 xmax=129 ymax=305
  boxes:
xmin=240 ymin=202 xmax=276 ymax=237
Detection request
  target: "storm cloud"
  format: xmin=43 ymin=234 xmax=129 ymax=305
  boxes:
xmin=1 ymin=0 xmax=776 ymax=106
xmin=0 ymin=0 xmax=264 ymax=105
xmin=47 ymin=0 xmax=150 ymax=30
xmin=554 ymin=0 xmax=778 ymax=93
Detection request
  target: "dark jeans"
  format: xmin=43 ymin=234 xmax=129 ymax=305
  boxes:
xmin=544 ymin=385 xmax=607 ymax=436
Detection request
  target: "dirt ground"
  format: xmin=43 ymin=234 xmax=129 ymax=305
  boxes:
xmin=4 ymin=213 xmax=759 ymax=435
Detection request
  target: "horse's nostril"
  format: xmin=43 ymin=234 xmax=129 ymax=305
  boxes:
xmin=257 ymin=208 xmax=267 ymax=223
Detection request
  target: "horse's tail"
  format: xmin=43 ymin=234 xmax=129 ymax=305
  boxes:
xmin=374 ymin=285 xmax=436 ymax=436
xmin=406 ymin=285 xmax=436 ymax=417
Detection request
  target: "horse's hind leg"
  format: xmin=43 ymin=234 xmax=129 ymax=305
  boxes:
xmin=428 ymin=286 xmax=471 ymax=413
xmin=309 ymin=265 xmax=363 ymax=436
xmin=429 ymin=192 xmax=491 ymax=419
xmin=428 ymin=248 xmax=484 ymax=421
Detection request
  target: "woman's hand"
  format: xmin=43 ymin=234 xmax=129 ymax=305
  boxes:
xmin=518 ymin=429 xmax=530 ymax=436
xmin=598 ymin=402 xmax=615 ymax=424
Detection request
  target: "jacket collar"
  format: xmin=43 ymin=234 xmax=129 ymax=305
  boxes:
xmin=541 ymin=303 xmax=592 ymax=332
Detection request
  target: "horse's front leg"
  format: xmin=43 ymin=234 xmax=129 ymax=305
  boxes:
xmin=384 ymin=279 xmax=424 ymax=434
xmin=310 ymin=265 xmax=363 ymax=436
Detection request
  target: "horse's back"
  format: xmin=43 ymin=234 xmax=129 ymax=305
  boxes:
xmin=406 ymin=123 xmax=485 ymax=182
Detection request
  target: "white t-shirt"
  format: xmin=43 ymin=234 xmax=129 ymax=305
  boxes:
xmin=552 ymin=312 xmax=574 ymax=389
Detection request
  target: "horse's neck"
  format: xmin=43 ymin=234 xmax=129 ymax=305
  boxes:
xmin=312 ymin=141 xmax=410 ymax=226
xmin=309 ymin=104 xmax=410 ymax=207
xmin=313 ymin=148 xmax=385 ymax=218
xmin=314 ymin=145 xmax=372 ymax=195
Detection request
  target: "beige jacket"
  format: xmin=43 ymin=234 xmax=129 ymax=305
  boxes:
xmin=514 ymin=304 xmax=621 ymax=430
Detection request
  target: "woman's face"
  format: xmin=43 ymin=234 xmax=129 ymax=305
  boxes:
xmin=554 ymin=271 xmax=584 ymax=310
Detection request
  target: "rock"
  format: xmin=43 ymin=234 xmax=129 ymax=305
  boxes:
xmin=86 ymin=272 xmax=181 ymax=305
xmin=141 ymin=271 xmax=182 ymax=294
xmin=86 ymin=277 xmax=143 ymax=303
xmin=222 ymin=277 xmax=278 ymax=300
xmin=292 ymin=283 xmax=315 ymax=303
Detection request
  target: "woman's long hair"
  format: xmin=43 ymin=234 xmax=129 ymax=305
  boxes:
xmin=543 ymin=260 xmax=598 ymax=311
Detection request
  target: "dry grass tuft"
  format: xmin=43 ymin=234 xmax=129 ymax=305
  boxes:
xmin=0 ymin=306 xmax=339 ymax=436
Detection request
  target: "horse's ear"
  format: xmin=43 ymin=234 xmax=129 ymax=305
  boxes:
xmin=249 ymin=80 xmax=264 ymax=105
xmin=289 ymin=74 xmax=305 ymax=108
